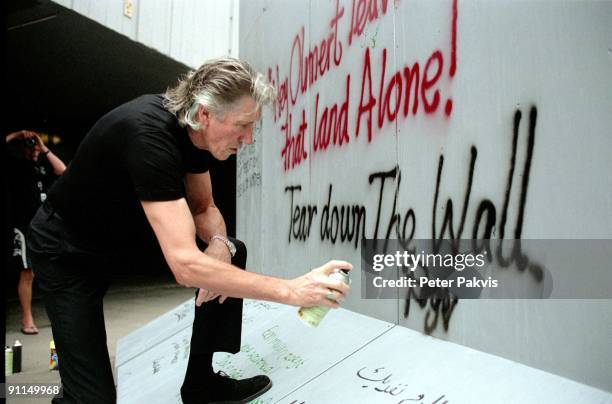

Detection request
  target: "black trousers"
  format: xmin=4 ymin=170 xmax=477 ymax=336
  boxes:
xmin=27 ymin=202 xmax=244 ymax=404
xmin=190 ymin=237 xmax=245 ymax=355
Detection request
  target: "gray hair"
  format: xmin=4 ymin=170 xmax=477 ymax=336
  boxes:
xmin=164 ymin=57 xmax=276 ymax=129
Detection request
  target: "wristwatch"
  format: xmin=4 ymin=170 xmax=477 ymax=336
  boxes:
xmin=210 ymin=235 xmax=236 ymax=257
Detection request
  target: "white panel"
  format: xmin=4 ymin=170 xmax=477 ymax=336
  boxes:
xmin=211 ymin=2 xmax=233 ymax=57
xmin=170 ymin=0 xmax=234 ymax=68
xmin=394 ymin=0 xmax=612 ymax=391
xmin=72 ymin=0 xmax=90 ymax=15
xmin=137 ymin=0 xmax=173 ymax=55
xmin=282 ymin=326 xmax=612 ymax=404
xmin=52 ymin=0 xmax=73 ymax=9
xmin=117 ymin=328 xmax=189 ymax=404
xmin=214 ymin=303 xmax=393 ymax=402
xmin=229 ymin=0 xmax=239 ymax=57
xmin=253 ymin=0 xmax=401 ymax=322
xmin=121 ymin=0 xmax=139 ymax=39
xmin=240 ymin=0 xmax=612 ymax=393
xmin=56 ymin=0 xmax=135 ymax=40
xmin=169 ymin=0 xmax=189 ymax=66
xmin=116 ymin=299 xmax=195 ymax=368
xmin=105 ymin=0 xmax=137 ymax=40
xmin=170 ymin=0 xmax=203 ymax=67
xmin=236 ymin=0 xmax=266 ymax=275
xmin=88 ymin=0 xmax=108 ymax=25
xmin=256 ymin=0 xmax=312 ymax=288
xmin=236 ymin=125 xmax=264 ymax=272
xmin=236 ymin=0 xmax=266 ymax=273
xmin=303 ymin=0 xmax=399 ymax=323
xmin=116 ymin=299 xmax=393 ymax=404
xmin=238 ymin=0 xmax=265 ymax=46
xmin=65 ymin=0 xmax=236 ymax=68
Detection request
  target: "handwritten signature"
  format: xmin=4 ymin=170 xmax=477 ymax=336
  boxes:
xmin=356 ymin=366 xmax=448 ymax=403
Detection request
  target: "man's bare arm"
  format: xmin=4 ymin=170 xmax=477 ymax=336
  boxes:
xmin=141 ymin=198 xmax=352 ymax=307
xmin=184 ymin=171 xmax=233 ymax=304
xmin=184 ymin=172 xmax=226 ymax=242
xmin=184 ymin=172 xmax=230 ymax=263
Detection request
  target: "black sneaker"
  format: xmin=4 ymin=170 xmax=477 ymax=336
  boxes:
xmin=181 ymin=371 xmax=273 ymax=404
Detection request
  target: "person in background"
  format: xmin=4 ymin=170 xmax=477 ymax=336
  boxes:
xmin=6 ymin=129 xmax=66 ymax=334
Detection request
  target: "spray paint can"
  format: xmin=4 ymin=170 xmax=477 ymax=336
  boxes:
xmin=298 ymin=269 xmax=350 ymax=327
xmin=49 ymin=340 xmax=59 ymax=371
xmin=12 ymin=340 xmax=22 ymax=373
xmin=5 ymin=346 xmax=14 ymax=376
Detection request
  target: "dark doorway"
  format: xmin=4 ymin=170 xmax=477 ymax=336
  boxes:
xmin=5 ymin=0 xmax=237 ymax=285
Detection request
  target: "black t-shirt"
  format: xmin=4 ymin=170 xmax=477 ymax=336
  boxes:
xmin=7 ymin=149 xmax=57 ymax=231
xmin=47 ymin=94 xmax=215 ymax=252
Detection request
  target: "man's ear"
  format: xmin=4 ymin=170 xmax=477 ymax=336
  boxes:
xmin=196 ymin=104 xmax=210 ymax=127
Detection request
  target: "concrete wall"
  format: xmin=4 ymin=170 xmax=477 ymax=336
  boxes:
xmin=52 ymin=0 xmax=239 ymax=67
xmin=237 ymin=0 xmax=612 ymax=392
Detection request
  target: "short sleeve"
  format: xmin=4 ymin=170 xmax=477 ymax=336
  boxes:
xmin=124 ymin=132 xmax=185 ymax=201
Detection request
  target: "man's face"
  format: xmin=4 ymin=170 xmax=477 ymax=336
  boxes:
xmin=195 ymin=96 xmax=260 ymax=160
xmin=23 ymin=145 xmax=40 ymax=161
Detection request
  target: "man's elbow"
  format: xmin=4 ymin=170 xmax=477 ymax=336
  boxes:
xmin=167 ymin=251 xmax=199 ymax=287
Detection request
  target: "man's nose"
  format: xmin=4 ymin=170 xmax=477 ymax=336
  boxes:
xmin=241 ymin=128 xmax=254 ymax=145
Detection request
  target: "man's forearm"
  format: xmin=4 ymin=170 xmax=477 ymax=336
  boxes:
xmin=193 ymin=205 xmax=227 ymax=242
xmin=43 ymin=149 xmax=67 ymax=175
xmin=177 ymin=251 xmax=293 ymax=305
xmin=142 ymin=198 xmax=352 ymax=310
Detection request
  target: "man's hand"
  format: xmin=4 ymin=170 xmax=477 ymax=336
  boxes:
xmin=195 ymin=240 xmax=232 ymax=306
xmin=6 ymin=130 xmax=48 ymax=153
xmin=205 ymin=239 xmax=232 ymax=263
xmin=196 ymin=288 xmax=225 ymax=306
xmin=32 ymin=132 xmax=46 ymax=152
xmin=5 ymin=129 xmax=37 ymax=144
xmin=286 ymin=260 xmax=353 ymax=308
xmin=25 ymin=131 xmax=47 ymax=153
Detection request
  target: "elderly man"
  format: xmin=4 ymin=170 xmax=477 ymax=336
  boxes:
xmin=28 ymin=58 xmax=351 ymax=404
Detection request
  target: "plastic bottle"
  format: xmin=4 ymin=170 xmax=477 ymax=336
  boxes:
xmin=5 ymin=346 xmax=14 ymax=376
xmin=12 ymin=340 xmax=22 ymax=373
xmin=50 ymin=340 xmax=59 ymax=371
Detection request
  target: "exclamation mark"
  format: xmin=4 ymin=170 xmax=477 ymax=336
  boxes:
xmin=445 ymin=0 xmax=458 ymax=116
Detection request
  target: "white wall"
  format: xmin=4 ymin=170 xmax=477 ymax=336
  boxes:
xmin=53 ymin=0 xmax=240 ymax=67
xmin=238 ymin=0 xmax=612 ymax=392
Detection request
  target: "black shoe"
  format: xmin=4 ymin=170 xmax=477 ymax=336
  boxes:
xmin=181 ymin=371 xmax=272 ymax=404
